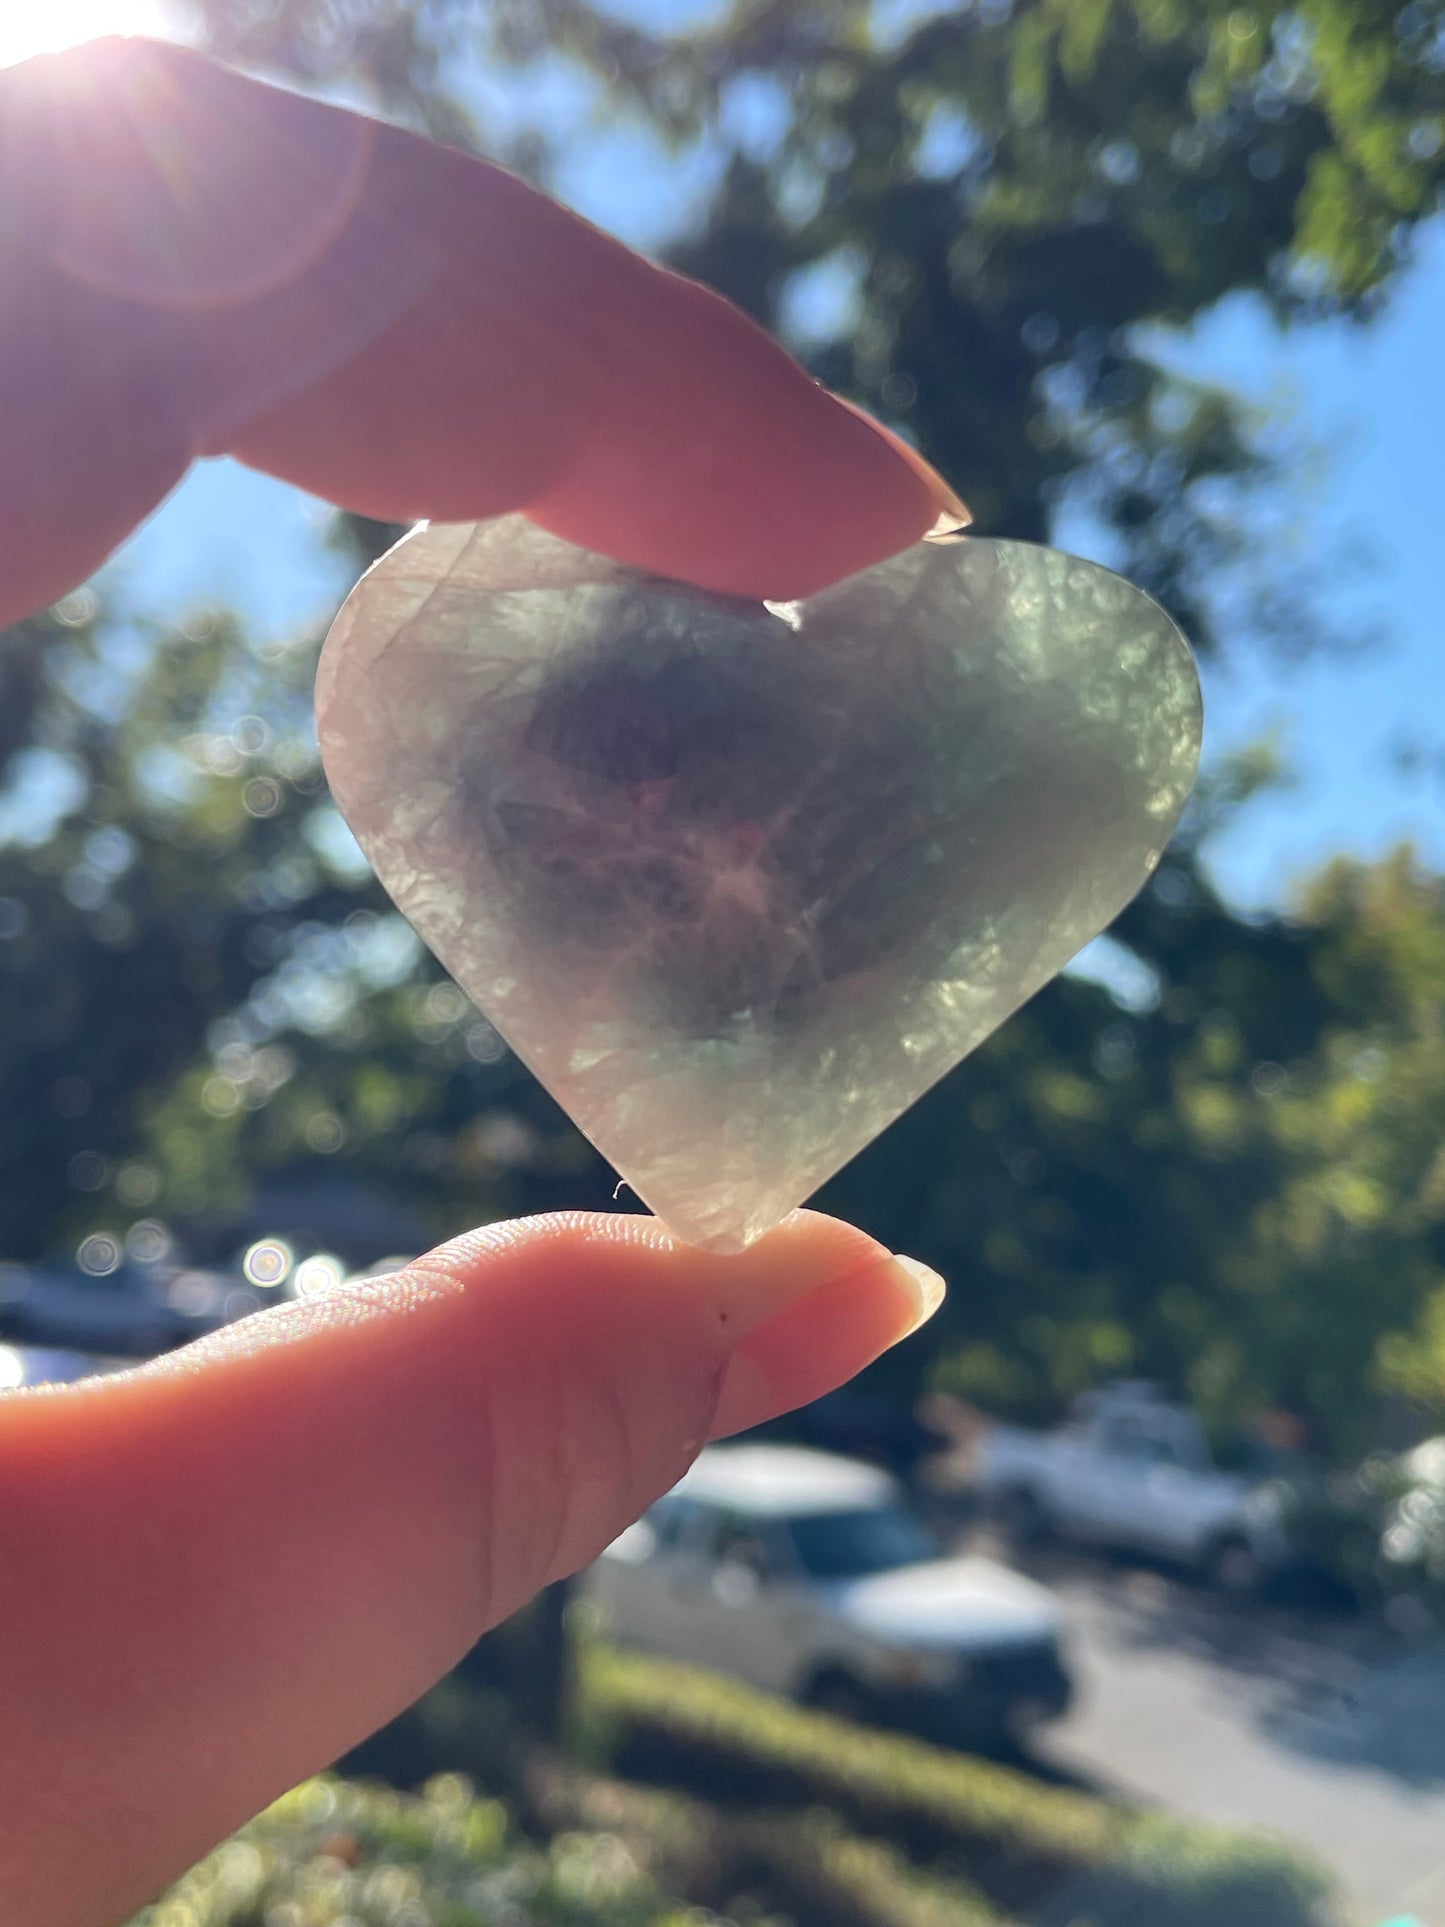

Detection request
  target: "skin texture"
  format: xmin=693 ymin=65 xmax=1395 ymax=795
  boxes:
xmin=0 ymin=38 xmax=958 ymax=1926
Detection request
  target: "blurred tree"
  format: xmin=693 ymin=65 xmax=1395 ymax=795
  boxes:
xmin=0 ymin=568 xmax=612 ymax=1267
xmin=188 ymin=0 xmax=1445 ymax=659
xmin=1282 ymin=851 xmax=1445 ymax=1431
xmin=860 ymin=835 xmax=1445 ymax=1458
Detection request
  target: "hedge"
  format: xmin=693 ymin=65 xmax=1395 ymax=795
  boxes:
xmin=127 ymin=1769 xmax=1015 ymax=1927
xmin=130 ymin=1647 xmax=1343 ymax=1927
xmin=517 ymin=1746 xmax=1010 ymax=1927
xmin=580 ymin=1647 xmax=1341 ymax=1927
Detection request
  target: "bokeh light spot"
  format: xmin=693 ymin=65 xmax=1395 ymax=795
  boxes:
xmin=126 ymin=1219 xmax=173 ymax=1264
xmin=294 ymin=1254 xmax=344 ymax=1299
xmin=243 ymin=777 xmax=282 ymax=818
xmin=243 ymin=1239 xmax=292 ymax=1288
xmin=77 ymin=1232 xmax=121 ymax=1276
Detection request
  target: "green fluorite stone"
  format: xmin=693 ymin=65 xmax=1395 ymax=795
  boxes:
xmin=318 ymin=517 xmax=1201 ymax=1251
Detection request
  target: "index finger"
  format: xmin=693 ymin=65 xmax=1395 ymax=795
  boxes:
xmin=0 ymin=37 xmax=964 ymax=629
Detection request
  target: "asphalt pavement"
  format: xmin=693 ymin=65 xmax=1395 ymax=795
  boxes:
xmin=986 ymin=1537 xmax=1445 ymax=1925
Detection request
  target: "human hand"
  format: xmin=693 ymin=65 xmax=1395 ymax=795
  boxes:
xmin=0 ymin=38 xmax=954 ymax=1926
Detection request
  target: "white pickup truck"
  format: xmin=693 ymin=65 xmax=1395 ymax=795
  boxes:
xmin=978 ymin=1382 xmax=1293 ymax=1592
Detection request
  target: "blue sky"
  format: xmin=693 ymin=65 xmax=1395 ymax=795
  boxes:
xmin=91 ymin=20 xmax=1444 ymax=921
xmin=1174 ymin=226 xmax=1445 ymax=908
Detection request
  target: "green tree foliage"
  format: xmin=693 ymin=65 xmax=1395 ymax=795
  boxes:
xmin=1290 ymin=852 xmax=1445 ymax=1417
xmin=883 ymin=839 xmax=1445 ymax=1456
xmin=0 ymin=575 xmax=609 ymax=1265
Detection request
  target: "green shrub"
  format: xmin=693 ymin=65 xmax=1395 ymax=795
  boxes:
xmin=127 ymin=1773 xmax=745 ymax=1927
xmin=757 ymin=1810 xmax=1006 ymax=1927
xmin=582 ymin=1648 xmax=1341 ymax=1927
xmin=521 ymin=1764 xmax=1010 ymax=1927
xmin=137 ymin=1652 xmax=1339 ymax=1927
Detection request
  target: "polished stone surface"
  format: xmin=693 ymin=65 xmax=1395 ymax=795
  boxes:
xmin=318 ymin=517 xmax=1201 ymax=1250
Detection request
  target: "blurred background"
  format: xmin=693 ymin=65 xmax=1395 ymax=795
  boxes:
xmin=3 ymin=1 xmax=1444 ymax=1923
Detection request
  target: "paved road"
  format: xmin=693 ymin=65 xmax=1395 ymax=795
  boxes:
xmin=996 ymin=1542 xmax=1445 ymax=1924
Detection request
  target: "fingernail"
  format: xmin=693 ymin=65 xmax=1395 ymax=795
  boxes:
xmin=707 ymin=1250 xmax=947 ymax=1440
xmin=830 ymin=394 xmax=972 ymax=535
xmin=887 ymin=1254 xmax=947 ymax=1334
xmin=891 ymin=444 xmax=971 ymax=534
xmin=924 ymin=505 xmax=972 ymax=543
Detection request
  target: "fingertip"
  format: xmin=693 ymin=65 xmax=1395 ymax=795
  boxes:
xmin=830 ymin=393 xmax=971 ymax=535
xmin=523 ymin=272 xmax=947 ymax=600
xmin=395 ymin=1208 xmax=935 ymax=1466
xmin=416 ymin=1210 xmax=938 ymax=1444
xmin=707 ymin=1244 xmax=948 ymax=1440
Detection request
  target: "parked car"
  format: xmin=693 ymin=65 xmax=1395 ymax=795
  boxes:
xmin=978 ymin=1380 xmax=1294 ymax=1592
xmin=584 ymin=1443 xmax=1073 ymax=1747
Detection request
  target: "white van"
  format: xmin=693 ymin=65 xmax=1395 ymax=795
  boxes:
xmin=585 ymin=1443 xmax=1073 ymax=1746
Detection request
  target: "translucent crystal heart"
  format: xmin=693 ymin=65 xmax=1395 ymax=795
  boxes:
xmin=318 ymin=516 xmax=1201 ymax=1251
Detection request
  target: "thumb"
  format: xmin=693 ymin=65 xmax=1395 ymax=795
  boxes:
xmin=0 ymin=1209 xmax=941 ymax=1927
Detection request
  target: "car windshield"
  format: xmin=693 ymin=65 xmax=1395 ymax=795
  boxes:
xmin=783 ymin=1506 xmax=941 ymax=1579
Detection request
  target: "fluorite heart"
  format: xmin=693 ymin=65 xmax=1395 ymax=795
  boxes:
xmin=317 ymin=517 xmax=1201 ymax=1250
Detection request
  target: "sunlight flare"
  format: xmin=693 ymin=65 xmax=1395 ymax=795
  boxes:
xmin=0 ymin=0 xmax=172 ymax=71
